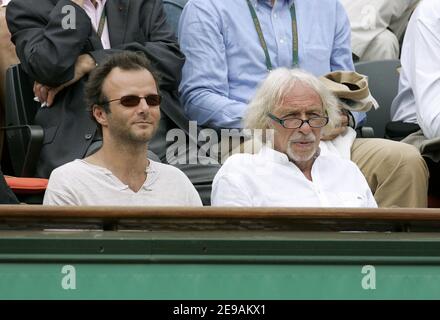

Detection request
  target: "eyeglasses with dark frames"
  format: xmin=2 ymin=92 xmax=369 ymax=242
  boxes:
xmin=103 ymin=94 xmax=162 ymax=107
xmin=267 ymin=113 xmax=329 ymax=129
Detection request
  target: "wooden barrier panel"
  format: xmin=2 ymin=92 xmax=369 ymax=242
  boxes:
xmin=1 ymin=206 xmax=440 ymax=299
xmin=1 ymin=205 xmax=440 ymax=231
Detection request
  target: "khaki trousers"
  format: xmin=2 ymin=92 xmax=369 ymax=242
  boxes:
xmin=351 ymin=138 xmax=428 ymax=208
xmin=359 ymin=30 xmax=400 ymax=61
xmin=226 ymin=137 xmax=429 ymax=208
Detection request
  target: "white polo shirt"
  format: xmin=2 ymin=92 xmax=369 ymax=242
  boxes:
xmin=212 ymin=146 xmax=377 ymax=208
xmin=44 ymin=159 xmax=202 ymax=206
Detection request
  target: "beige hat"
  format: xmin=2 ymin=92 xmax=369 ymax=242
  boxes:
xmin=319 ymin=71 xmax=379 ymax=112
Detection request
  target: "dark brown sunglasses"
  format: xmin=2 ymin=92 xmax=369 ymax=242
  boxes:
xmin=105 ymin=94 xmax=162 ymax=107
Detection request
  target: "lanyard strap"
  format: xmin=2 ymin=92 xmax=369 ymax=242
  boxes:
xmin=96 ymin=4 xmax=107 ymax=39
xmin=245 ymin=0 xmax=299 ymax=70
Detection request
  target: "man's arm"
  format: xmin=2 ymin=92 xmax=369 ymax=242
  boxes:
xmin=6 ymin=0 xmax=92 ymax=87
xmin=9 ymin=0 xmax=183 ymax=104
xmin=43 ymin=189 xmax=77 ymax=205
xmin=351 ymin=164 xmax=378 ymax=208
xmin=88 ymin=0 xmax=184 ymax=92
xmin=43 ymin=170 xmax=78 ymax=206
xmin=407 ymin=4 xmax=440 ymax=139
xmin=0 ymin=2 xmax=19 ymax=107
xmin=211 ymin=174 xmax=253 ymax=206
xmin=178 ymin=0 xmax=246 ymax=129
xmin=34 ymin=53 xmax=96 ymax=106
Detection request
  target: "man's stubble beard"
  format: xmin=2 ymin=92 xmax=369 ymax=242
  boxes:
xmin=108 ymin=119 xmax=157 ymax=148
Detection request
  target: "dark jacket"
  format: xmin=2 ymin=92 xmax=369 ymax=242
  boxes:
xmin=6 ymin=0 xmax=185 ymax=177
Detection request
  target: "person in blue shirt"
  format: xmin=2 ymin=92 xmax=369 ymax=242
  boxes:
xmin=178 ymin=0 xmax=428 ymax=207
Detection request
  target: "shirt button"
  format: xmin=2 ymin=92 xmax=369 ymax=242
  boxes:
xmin=274 ymin=14 xmax=278 ymax=18
xmin=280 ymin=39 xmax=284 ymax=44
xmin=85 ymin=134 xmax=93 ymax=140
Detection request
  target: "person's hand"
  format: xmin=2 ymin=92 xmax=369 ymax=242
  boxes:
xmin=34 ymin=54 xmax=96 ymax=107
xmin=33 ymin=82 xmax=51 ymax=107
xmin=320 ymin=112 xmax=349 ymax=141
xmin=46 ymin=54 xmax=96 ymax=106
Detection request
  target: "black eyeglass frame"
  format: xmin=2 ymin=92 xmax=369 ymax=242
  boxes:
xmin=267 ymin=112 xmax=329 ymax=129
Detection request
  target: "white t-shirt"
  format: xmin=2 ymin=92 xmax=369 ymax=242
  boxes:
xmin=391 ymin=0 xmax=440 ymax=139
xmin=43 ymin=159 xmax=202 ymax=206
xmin=212 ymin=146 xmax=377 ymax=208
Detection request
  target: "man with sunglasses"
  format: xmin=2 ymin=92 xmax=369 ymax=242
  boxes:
xmin=212 ymin=68 xmax=377 ymax=207
xmin=44 ymin=52 xmax=202 ymax=206
xmin=6 ymin=0 xmax=184 ymax=179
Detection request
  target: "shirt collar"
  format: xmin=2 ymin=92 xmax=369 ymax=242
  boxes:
xmin=258 ymin=144 xmax=321 ymax=165
xmin=259 ymin=144 xmax=291 ymax=164
xmin=1 ymin=0 xmax=11 ymax=7
xmin=80 ymin=159 xmax=154 ymax=192
xmin=252 ymin=0 xmax=295 ymax=8
xmin=84 ymin=0 xmax=107 ymax=9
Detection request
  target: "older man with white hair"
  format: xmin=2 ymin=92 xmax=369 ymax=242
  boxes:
xmin=211 ymin=68 xmax=377 ymax=208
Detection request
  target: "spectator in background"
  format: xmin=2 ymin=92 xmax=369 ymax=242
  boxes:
xmin=6 ymin=0 xmax=184 ymax=178
xmin=212 ymin=68 xmax=377 ymax=208
xmin=178 ymin=0 xmax=428 ymax=207
xmin=44 ymin=52 xmax=202 ymax=206
xmin=391 ymin=0 xmax=440 ymax=142
xmin=340 ymin=0 xmax=419 ymax=61
xmin=0 ymin=0 xmax=19 ymax=159
xmin=390 ymin=0 xmax=440 ymax=168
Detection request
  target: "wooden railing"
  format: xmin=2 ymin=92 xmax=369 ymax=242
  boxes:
xmin=1 ymin=206 xmax=440 ymax=231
